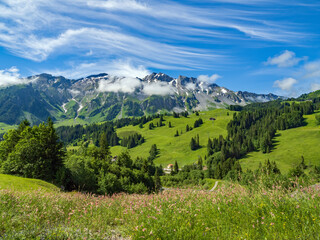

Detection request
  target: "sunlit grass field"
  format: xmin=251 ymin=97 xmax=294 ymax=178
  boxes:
xmin=0 ymin=122 xmax=16 ymax=134
xmin=1 ymin=180 xmax=320 ymax=239
xmin=241 ymin=113 xmax=320 ymax=173
xmin=110 ymin=109 xmax=233 ymax=167
xmin=0 ymin=174 xmax=59 ymax=192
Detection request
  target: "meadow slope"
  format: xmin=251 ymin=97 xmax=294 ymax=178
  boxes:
xmin=0 ymin=174 xmax=59 ymax=192
xmin=110 ymin=109 xmax=232 ymax=167
xmin=240 ymin=113 xmax=320 ymax=173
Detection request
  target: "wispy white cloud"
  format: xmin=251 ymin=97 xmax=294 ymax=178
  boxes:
xmin=87 ymin=0 xmax=148 ymax=11
xmin=266 ymin=50 xmax=306 ymax=67
xmin=45 ymin=60 xmax=150 ymax=79
xmin=108 ymin=60 xmax=151 ymax=78
xmin=0 ymin=0 xmax=315 ymax=78
xmin=143 ymin=82 xmax=174 ymax=96
xmin=97 ymin=75 xmax=175 ymax=95
xmin=198 ymin=74 xmax=221 ymax=83
xmin=273 ymin=77 xmax=297 ymax=91
xmin=311 ymin=83 xmax=320 ymax=92
xmin=98 ymin=76 xmax=141 ymax=93
xmin=0 ymin=67 xmax=29 ymax=87
xmin=304 ymin=60 xmax=320 ymax=78
xmin=186 ymin=83 xmax=196 ymax=90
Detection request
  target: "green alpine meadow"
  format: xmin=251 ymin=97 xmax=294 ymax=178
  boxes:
xmin=1 ymin=94 xmax=320 ymax=239
xmin=1 ymin=1 xmax=320 ymax=239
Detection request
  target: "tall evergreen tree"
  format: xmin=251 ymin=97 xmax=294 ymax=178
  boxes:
xmin=149 ymin=144 xmax=158 ymax=160
xmin=198 ymin=156 xmax=203 ymax=170
xmin=174 ymin=160 xmax=179 ymax=174
xmin=154 ymin=168 xmax=162 ymax=192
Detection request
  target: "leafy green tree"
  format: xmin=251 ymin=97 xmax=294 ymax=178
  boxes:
xmin=117 ymin=151 xmax=133 ymax=168
xmin=98 ymin=171 xmax=121 ymax=195
xmin=0 ymin=118 xmax=65 ymax=181
xmin=316 ymin=114 xmax=320 ymax=125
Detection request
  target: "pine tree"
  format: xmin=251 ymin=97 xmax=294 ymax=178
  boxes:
xmin=207 ymin=138 xmax=213 ymax=156
xmin=198 ymin=156 xmax=203 ymax=170
xmin=154 ymin=168 xmax=162 ymax=192
xmin=149 ymin=144 xmax=158 ymax=160
xmin=168 ymin=122 xmax=172 ymax=128
xmin=174 ymin=160 xmax=179 ymax=174
xmin=300 ymin=155 xmax=307 ymax=169
xmin=174 ymin=130 xmax=179 ymax=137
xmin=99 ymin=132 xmax=110 ymax=157
xmin=196 ymin=134 xmax=200 ymax=148
xmin=190 ymin=137 xmax=196 ymax=150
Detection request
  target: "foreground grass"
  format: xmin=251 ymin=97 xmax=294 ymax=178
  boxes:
xmin=241 ymin=113 xmax=320 ymax=173
xmin=111 ymin=109 xmax=232 ymax=167
xmin=1 ymin=182 xmax=320 ymax=239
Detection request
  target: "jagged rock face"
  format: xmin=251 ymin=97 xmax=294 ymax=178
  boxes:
xmin=142 ymin=72 xmax=173 ymax=83
xmin=0 ymin=72 xmax=281 ymax=125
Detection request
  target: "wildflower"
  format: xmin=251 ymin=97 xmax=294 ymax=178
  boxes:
xmin=270 ymin=222 xmax=274 ymax=226
xmin=252 ymin=224 xmax=255 ymax=228
xmin=261 ymin=222 xmax=264 ymax=224
xmin=142 ymin=228 xmax=146 ymax=232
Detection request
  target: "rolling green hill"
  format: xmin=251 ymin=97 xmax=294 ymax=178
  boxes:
xmin=240 ymin=112 xmax=320 ymax=173
xmin=110 ymin=109 xmax=233 ymax=166
xmin=0 ymin=174 xmax=59 ymax=192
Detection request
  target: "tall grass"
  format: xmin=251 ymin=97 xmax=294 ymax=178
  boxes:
xmin=1 ymin=182 xmax=320 ymax=239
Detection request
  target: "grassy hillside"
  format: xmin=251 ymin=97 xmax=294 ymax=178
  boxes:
xmin=0 ymin=174 xmax=59 ymax=192
xmin=110 ymin=109 xmax=233 ymax=167
xmin=0 ymin=122 xmax=16 ymax=134
xmin=240 ymin=113 xmax=320 ymax=173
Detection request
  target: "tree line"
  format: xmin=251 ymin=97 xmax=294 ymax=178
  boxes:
xmin=0 ymin=119 xmax=163 ymax=195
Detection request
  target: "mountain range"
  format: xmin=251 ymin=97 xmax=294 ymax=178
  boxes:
xmin=0 ymin=72 xmax=282 ymax=125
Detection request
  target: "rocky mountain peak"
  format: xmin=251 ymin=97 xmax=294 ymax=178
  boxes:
xmin=143 ymin=72 xmax=173 ymax=83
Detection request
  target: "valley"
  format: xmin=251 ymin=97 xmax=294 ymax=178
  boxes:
xmin=1 ymin=1 xmax=320 ymax=238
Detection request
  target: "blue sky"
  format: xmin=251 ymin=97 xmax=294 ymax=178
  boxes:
xmin=0 ymin=0 xmax=320 ymax=96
